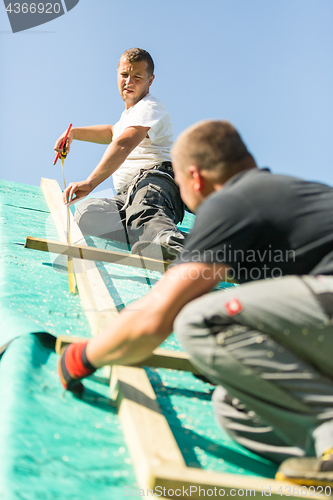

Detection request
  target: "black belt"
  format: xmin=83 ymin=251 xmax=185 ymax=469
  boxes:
xmin=152 ymin=161 xmax=174 ymax=179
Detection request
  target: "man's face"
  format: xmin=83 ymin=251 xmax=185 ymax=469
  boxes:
xmin=117 ymin=57 xmax=154 ymax=109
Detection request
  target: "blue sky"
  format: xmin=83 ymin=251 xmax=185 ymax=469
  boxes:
xmin=0 ymin=0 xmax=332 ymax=194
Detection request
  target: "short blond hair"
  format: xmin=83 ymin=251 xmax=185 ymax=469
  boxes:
xmin=119 ymin=48 xmax=154 ymax=77
xmin=172 ymin=120 xmax=256 ymax=183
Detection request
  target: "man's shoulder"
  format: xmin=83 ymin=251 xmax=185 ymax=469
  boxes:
xmin=202 ymin=168 xmax=333 ymax=218
xmin=141 ymin=93 xmax=163 ymax=105
xmin=196 ymin=169 xmax=296 ymax=217
xmin=224 ymin=167 xmax=272 ymax=191
xmin=202 ymin=169 xmax=270 ymax=206
xmin=138 ymin=93 xmax=169 ymax=112
xmin=221 ymin=168 xmax=315 ymax=197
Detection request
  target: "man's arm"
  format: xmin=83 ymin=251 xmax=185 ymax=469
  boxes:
xmin=71 ymin=125 xmax=114 ymax=145
xmin=62 ymin=125 xmax=150 ymax=203
xmin=54 ymin=125 xmax=114 ymax=156
xmin=85 ymin=262 xmax=228 ymax=368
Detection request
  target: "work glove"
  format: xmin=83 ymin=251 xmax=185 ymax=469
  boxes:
xmin=58 ymin=341 xmax=96 ymax=393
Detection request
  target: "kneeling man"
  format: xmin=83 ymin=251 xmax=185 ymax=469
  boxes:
xmin=59 ymin=120 xmax=333 ymax=486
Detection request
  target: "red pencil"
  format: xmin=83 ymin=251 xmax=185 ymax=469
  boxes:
xmin=53 ymin=123 xmax=73 ymax=165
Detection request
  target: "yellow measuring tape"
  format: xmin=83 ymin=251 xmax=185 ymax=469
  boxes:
xmin=61 ymin=156 xmax=76 ymax=294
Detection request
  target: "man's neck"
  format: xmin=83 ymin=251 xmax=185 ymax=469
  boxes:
xmin=215 ymin=164 xmax=258 ymax=190
xmin=125 ymin=91 xmax=149 ymax=110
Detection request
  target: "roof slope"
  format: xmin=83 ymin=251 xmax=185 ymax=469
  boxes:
xmin=0 ymin=180 xmax=277 ymax=499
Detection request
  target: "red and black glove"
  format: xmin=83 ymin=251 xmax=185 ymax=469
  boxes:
xmin=58 ymin=341 xmax=96 ymax=393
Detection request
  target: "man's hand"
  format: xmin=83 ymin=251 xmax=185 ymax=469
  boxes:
xmin=58 ymin=341 xmax=96 ymax=393
xmin=54 ymin=129 xmax=74 ymax=156
xmin=63 ymin=179 xmax=93 ymax=204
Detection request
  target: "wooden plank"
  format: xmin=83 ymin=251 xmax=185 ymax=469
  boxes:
xmin=132 ymin=350 xmax=201 ymax=374
xmin=41 ymin=178 xmax=186 ymax=493
xmin=110 ymin=365 xmax=186 ymax=490
xmin=60 ymin=158 xmax=76 ymax=293
xmin=152 ymin=465 xmax=323 ymax=500
xmin=41 ymin=178 xmax=119 ymax=334
xmin=41 ymin=178 xmax=84 ymax=245
xmin=111 ymin=368 xmax=317 ymax=499
xmin=25 ymin=235 xmax=169 ymax=273
xmin=55 ymin=335 xmax=201 ymax=374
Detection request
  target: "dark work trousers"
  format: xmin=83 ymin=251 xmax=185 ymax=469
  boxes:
xmin=74 ymin=162 xmax=185 ymax=252
xmin=174 ymin=274 xmax=333 ymax=464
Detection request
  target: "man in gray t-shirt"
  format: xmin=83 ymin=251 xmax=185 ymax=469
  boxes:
xmin=59 ymin=120 xmax=333 ymax=487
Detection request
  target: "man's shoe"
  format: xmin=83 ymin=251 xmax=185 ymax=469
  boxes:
xmin=275 ymin=449 xmax=333 ymax=487
xmin=131 ymin=240 xmax=181 ymax=262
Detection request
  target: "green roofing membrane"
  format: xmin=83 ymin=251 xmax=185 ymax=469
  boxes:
xmin=0 ymin=181 xmax=92 ymax=342
xmin=0 ymin=334 xmax=133 ymax=500
xmin=0 ymin=180 xmax=277 ymax=499
xmin=0 ymin=180 xmax=136 ymax=499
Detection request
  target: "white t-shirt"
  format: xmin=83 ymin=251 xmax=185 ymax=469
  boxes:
xmin=112 ymin=93 xmax=173 ymax=191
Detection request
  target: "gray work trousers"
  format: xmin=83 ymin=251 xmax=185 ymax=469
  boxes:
xmin=174 ymin=275 xmax=333 ymax=464
xmin=74 ymin=162 xmax=185 ymax=250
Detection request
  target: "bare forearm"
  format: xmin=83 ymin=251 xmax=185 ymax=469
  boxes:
xmin=72 ymin=125 xmax=113 ymax=145
xmin=62 ymin=126 xmax=149 ymax=203
xmin=86 ymin=138 xmax=132 ymax=189
xmin=85 ymin=263 xmax=226 ymax=369
xmin=86 ymin=306 xmax=170 ymax=368
xmin=59 ymin=264 xmax=229 ymax=393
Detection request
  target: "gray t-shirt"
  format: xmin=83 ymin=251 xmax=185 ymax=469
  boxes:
xmin=178 ymin=168 xmax=333 ymax=283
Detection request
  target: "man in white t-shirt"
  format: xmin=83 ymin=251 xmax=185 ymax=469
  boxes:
xmin=54 ymin=48 xmax=185 ymax=261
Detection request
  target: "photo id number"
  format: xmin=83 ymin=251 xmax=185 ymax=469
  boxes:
xmin=276 ymin=485 xmax=332 ymax=497
xmin=6 ymin=3 xmax=61 ymax=14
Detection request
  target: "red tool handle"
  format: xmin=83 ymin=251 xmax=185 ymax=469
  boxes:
xmin=53 ymin=123 xmax=73 ymax=165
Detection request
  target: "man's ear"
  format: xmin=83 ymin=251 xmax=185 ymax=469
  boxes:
xmin=188 ymin=165 xmax=205 ymax=192
xmin=148 ymin=74 xmax=155 ymax=87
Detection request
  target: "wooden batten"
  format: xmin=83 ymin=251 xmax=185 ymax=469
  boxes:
xmin=55 ymin=335 xmax=201 ymax=374
xmin=110 ymin=365 xmax=186 ymax=490
xmin=41 ymin=178 xmax=119 ymax=334
xmin=152 ymin=465 xmax=321 ymax=500
xmin=25 ymin=236 xmax=170 ymax=273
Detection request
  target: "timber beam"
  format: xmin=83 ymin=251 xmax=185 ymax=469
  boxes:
xmin=25 ymin=235 xmax=169 ymax=273
xmin=55 ymin=335 xmax=201 ymax=375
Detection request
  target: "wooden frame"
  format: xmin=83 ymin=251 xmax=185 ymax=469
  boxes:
xmin=42 ymin=178 xmax=320 ymax=499
xmin=25 ymin=236 xmax=170 ymax=273
xmin=55 ymin=335 xmax=201 ymax=374
xmin=41 ymin=178 xmax=119 ymax=333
